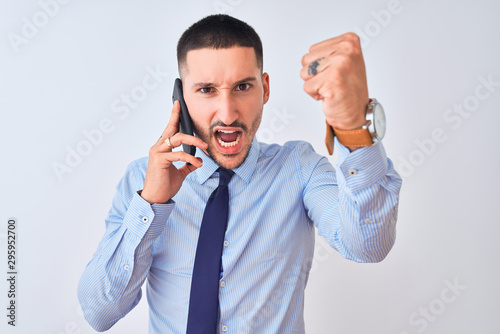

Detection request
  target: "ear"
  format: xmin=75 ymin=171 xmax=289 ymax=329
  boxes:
xmin=262 ymin=72 xmax=270 ymax=104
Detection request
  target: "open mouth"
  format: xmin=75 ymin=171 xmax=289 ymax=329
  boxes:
xmin=216 ymin=129 xmax=242 ymax=147
xmin=213 ymin=128 xmax=243 ymax=153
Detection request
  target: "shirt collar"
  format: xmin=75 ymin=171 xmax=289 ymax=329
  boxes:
xmin=194 ymin=137 xmax=259 ymax=185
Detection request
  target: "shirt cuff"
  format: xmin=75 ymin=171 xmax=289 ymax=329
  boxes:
xmin=335 ymin=137 xmax=389 ymax=193
xmin=122 ymin=191 xmax=175 ymax=239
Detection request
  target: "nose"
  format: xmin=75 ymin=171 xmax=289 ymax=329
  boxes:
xmin=215 ymin=91 xmax=239 ymax=126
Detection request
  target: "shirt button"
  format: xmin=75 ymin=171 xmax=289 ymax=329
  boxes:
xmin=222 ymin=325 xmax=228 ymax=332
xmin=364 ymin=218 xmax=372 ymax=224
xmin=348 ymin=168 xmax=358 ymax=176
xmin=223 ymin=240 xmax=229 ymax=247
xmin=142 ymin=217 xmax=149 ymax=223
xmin=220 ymin=280 xmax=225 ymax=287
xmin=124 ymin=265 xmax=130 ymax=271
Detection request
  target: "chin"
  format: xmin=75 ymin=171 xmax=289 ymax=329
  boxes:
xmin=195 ymin=114 xmax=261 ymax=170
xmin=206 ymin=142 xmax=252 ymax=170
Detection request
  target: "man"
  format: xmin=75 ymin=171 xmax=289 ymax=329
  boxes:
xmin=78 ymin=14 xmax=402 ymax=333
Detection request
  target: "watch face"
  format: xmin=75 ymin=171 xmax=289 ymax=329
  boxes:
xmin=373 ymin=103 xmax=386 ymax=140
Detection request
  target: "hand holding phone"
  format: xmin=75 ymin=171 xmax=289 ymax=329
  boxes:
xmin=139 ymin=81 xmax=208 ymax=204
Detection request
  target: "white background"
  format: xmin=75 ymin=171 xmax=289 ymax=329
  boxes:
xmin=1 ymin=0 xmax=499 ymax=333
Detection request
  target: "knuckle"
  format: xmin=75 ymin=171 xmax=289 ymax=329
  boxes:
xmin=303 ymin=81 xmax=311 ymax=93
xmin=301 ymin=54 xmax=309 ymax=66
xmin=299 ymin=67 xmax=308 ymax=80
xmin=149 ymin=146 xmax=157 ymax=156
xmin=303 ymin=82 xmax=318 ymax=100
xmin=336 ymin=54 xmax=352 ymax=69
xmin=309 ymin=41 xmax=321 ymax=52
xmin=339 ymin=40 xmax=355 ymax=54
xmin=345 ymin=32 xmax=360 ymax=43
xmin=169 ymin=132 xmax=179 ymax=143
xmin=347 ymin=34 xmax=362 ymax=51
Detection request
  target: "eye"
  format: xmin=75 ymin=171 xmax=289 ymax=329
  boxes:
xmin=235 ymin=83 xmax=251 ymax=91
xmin=200 ymin=87 xmax=214 ymax=94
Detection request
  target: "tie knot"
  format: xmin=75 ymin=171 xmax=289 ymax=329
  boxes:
xmin=217 ymin=168 xmax=234 ymax=187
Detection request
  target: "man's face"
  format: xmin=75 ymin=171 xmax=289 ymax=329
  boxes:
xmin=181 ymin=47 xmax=270 ymax=170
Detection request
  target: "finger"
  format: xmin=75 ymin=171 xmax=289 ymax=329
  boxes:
xmin=158 ymin=132 xmax=208 ymax=152
xmin=302 ymin=69 xmax=341 ymax=101
xmin=163 ymin=151 xmax=203 ymax=168
xmin=301 ymin=33 xmax=361 ymax=66
xmin=311 ymin=40 xmax=361 ymax=61
xmin=156 ymin=100 xmax=181 ymax=145
xmin=304 ymin=49 xmax=367 ymax=102
xmin=302 ymin=47 xmax=363 ymax=83
xmin=178 ymin=157 xmax=203 ymax=177
xmin=302 ymin=47 xmax=332 ymax=67
xmin=308 ymin=32 xmax=360 ymax=53
xmin=300 ymin=57 xmax=329 ymax=80
xmin=303 ymin=73 xmax=327 ymax=101
xmin=162 ymin=136 xmax=175 ymax=152
xmin=309 ymin=32 xmax=361 ymax=52
xmin=308 ymin=34 xmax=346 ymax=52
xmin=301 ymin=47 xmax=341 ymax=68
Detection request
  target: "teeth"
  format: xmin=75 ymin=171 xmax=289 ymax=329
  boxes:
xmin=218 ymin=130 xmax=236 ymax=134
xmin=217 ymin=133 xmax=241 ymax=147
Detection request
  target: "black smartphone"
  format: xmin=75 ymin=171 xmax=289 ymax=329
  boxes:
xmin=172 ymin=78 xmax=196 ymax=156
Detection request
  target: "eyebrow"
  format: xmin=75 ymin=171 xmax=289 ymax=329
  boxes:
xmin=192 ymin=76 xmax=258 ymax=89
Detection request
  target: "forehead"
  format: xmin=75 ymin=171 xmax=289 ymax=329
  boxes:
xmin=182 ymin=47 xmax=259 ymax=81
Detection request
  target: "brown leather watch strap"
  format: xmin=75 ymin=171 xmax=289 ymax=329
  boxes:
xmin=324 ymin=122 xmax=373 ymax=155
xmin=325 ymin=123 xmax=335 ymax=155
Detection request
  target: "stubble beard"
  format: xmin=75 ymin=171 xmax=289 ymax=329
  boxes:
xmin=194 ymin=108 xmax=262 ymax=170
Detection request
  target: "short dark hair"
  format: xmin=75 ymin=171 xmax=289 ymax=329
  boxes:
xmin=177 ymin=14 xmax=263 ymax=75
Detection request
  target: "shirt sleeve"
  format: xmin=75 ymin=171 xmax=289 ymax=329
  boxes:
xmin=77 ymin=161 xmax=175 ymax=331
xmin=301 ymin=138 xmax=402 ymax=263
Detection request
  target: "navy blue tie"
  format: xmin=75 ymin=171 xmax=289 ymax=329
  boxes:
xmin=186 ymin=168 xmax=234 ymax=334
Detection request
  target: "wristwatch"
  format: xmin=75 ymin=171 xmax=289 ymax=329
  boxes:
xmin=325 ymin=98 xmax=386 ymax=155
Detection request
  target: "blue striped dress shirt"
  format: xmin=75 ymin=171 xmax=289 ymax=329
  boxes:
xmin=78 ymin=138 xmax=402 ymax=333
